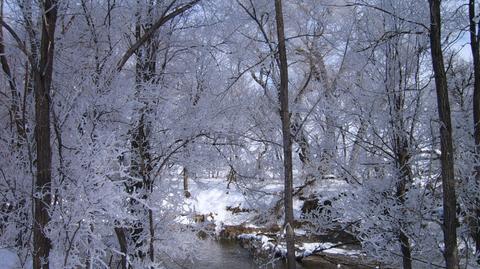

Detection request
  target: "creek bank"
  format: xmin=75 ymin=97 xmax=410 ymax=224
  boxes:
xmin=216 ymin=224 xmax=383 ymax=269
xmin=186 ymin=178 xmax=387 ymax=268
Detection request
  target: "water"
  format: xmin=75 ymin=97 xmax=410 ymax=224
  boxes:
xmin=193 ymin=239 xmax=272 ymax=269
xmin=169 ymin=239 xmax=343 ymax=269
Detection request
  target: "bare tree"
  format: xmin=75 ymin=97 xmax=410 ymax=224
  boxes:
xmin=32 ymin=0 xmax=58 ymax=268
xmin=428 ymin=0 xmax=459 ymax=268
xmin=385 ymin=40 xmax=414 ymax=269
xmin=274 ymin=0 xmax=296 ymax=268
xmin=468 ymin=0 xmax=480 ymax=258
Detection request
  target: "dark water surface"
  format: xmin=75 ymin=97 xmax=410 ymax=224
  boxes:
xmin=175 ymin=239 xmax=342 ymax=269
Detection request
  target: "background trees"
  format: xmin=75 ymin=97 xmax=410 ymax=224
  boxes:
xmin=1 ymin=0 xmax=480 ymax=268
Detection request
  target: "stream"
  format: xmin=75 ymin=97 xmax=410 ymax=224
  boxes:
xmin=165 ymin=239 xmax=351 ymax=269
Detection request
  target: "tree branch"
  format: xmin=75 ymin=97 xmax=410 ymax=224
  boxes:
xmin=0 ymin=20 xmax=34 ymax=66
xmin=116 ymin=0 xmax=200 ymax=72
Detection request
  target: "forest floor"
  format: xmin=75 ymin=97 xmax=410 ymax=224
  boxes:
xmin=184 ymin=177 xmax=385 ymax=269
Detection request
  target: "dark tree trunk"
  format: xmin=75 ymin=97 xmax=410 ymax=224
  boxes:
xmin=385 ymin=39 xmax=413 ymax=269
xmin=148 ymin=208 xmax=154 ymax=263
xmin=183 ymin=167 xmax=191 ymax=198
xmin=469 ymin=0 xmax=480 ymax=258
xmin=392 ymin=101 xmax=413 ymax=269
xmin=399 ymin=230 xmax=412 ymax=269
xmin=33 ymin=0 xmax=58 ymax=268
xmin=274 ymin=1 xmax=296 ymax=268
xmin=396 ymin=146 xmax=413 ymax=269
xmin=114 ymin=227 xmax=128 ymax=269
xmin=125 ymin=0 xmax=201 ymax=261
xmin=428 ymin=1 xmax=459 ymax=268
xmin=125 ymin=1 xmax=157 ymax=261
xmin=120 ymin=1 xmax=201 ymax=263
xmin=128 ymin=113 xmax=152 ymax=260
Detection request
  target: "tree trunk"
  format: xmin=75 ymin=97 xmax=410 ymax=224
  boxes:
xmin=274 ymin=1 xmax=296 ymax=268
xmin=183 ymin=167 xmax=191 ymax=198
xmin=114 ymin=227 xmax=128 ymax=269
xmin=469 ymin=0 xmax=480 ymax=258
xmin=148 ymin=208 xmax=155 ymax=263
xmin=396 ymin=147 xmax=413 ymax=269
xmin=392 ymin=101 xmax=413 ymax=269
xmin=428 ymin=1 xmax=459 ymax=268
xmin=33 ymin=1 xmax=57 ymax=268
xmin=399 ymin=230 xmax=412 ymax=269
xmin=310 ymin=48 xmax=337 ymax=177
xmin=385 ymin=38 xmax=414 ymax=269
xmin=128 ymin=113 xmax=152 ymax=259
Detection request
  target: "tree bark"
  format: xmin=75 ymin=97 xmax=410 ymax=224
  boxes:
xmin=392 ymin=94 xmax=413 ymax=269
xmin=114 ymin=227 xmax=128 ymax=269
xmin=399 ymin=230 xmax=412 ymax=269
xmin=148 ymin=208 xmax=155 ymax=263
xmin=396 ymin=146 xmax=413 ymax=269
xmin=125 ymin=1 xmax=158 ymax=261
xmin=469 ymin=0 xmax=480 ymax=258
xmin=428 ymin=1 xmax=459 ymax=268
xmin=274 ymin=1 xmax=296 ymax=268
xmin=33 ymin=0 xmax=58 ymax=268
xmin=385 ymin=39 xmax=413 ymax=269
xmin=183 ymin=167 xmax=191 ymax=198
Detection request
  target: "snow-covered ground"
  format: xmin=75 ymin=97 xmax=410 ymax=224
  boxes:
xmin=0 ymin=249 xmax=31 ymax=269
xmin=182 ymin=177 xmax=353 ymax=226
xmin=178 ymin=176 xmax=362 ymax=264
xmin=182 ymin=178 xmax=258 ymax=226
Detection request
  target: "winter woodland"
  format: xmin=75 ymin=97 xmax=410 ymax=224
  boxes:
xmin=0 ymin=0 xmax=480 ymax=268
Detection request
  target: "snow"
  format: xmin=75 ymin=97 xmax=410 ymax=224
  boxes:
xmin=237 ymin=233 xmax=361 ymax=259
xmin=300 ymin=242 xmax=362 ymax=256
xmin=181 ymin=176 xmax=354 ymax=227
xmin=295 ymin=229 xmax=307 ymax=236
xmin=238 ymin=233 xmax=288 ymax=257
xmin=0 ymin=249 xmax=31 ymax=269
xmin=0 ymin=249 xmax=17 ymax=269
xmin=178 ymin=176 xmax=362 ymax=263
xmin=185 ymin=178 xmax=253 ymax=225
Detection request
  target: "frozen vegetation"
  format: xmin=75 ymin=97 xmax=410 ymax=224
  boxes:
xmin=1 ymin=0 xmax=480 ymax=269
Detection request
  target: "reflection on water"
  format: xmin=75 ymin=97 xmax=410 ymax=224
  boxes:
xmin=172 ymin=239 xmax=340 ymax=269
xmin=192 ymin=239 xmax=274 ymax=269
